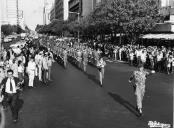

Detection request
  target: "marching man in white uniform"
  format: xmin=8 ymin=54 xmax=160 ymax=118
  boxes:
xmin=38 ymin=52 xmax=43 ymax=82
xmin=27 ymin=57 xmax=36 ymax=88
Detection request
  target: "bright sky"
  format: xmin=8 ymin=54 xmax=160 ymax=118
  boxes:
xmin=21 ymin=0 xmax=54 ymax=30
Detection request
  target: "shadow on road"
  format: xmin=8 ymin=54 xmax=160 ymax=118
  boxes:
xmin=86 ymin=73 xmax=100 ymax=86
xmin=16 ymin=98 xmax=24 ymax=112
xmin=54 ymin=55 xmax=65 ymax=69
xmin=108 ymin=92 xmax=140 ymax=117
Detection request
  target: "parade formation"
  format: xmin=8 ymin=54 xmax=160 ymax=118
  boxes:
xmin=0 ymin=0 xmax=173 ymax=127
xmin=0 ymin=34 xmax=172 ymax=128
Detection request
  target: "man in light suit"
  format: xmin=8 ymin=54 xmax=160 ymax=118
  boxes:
xmin=27 ymin=57 xmax=36 ymax=88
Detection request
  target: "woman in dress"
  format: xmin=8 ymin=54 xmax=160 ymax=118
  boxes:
xmin=129 ymin=66 xmax=155 ymax=116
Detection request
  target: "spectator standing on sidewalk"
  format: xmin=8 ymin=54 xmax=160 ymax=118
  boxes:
xmin=42 ymin=53 xmax=49 ymax=84
xmin=27 ymin=57 xmax=36 ymax=88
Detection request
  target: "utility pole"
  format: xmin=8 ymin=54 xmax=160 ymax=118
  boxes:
xmin=0 ymin=0 xmax=2 ymax=51
xmin=43 ymin=0 xmax=47 ymax=25
xmin=43 ymin=7 xmax=46 ymax=25
xmin=16 ymin=0 xmax=20 ymax=33
xmin=77 ymin=13 xmax=80 ymax=43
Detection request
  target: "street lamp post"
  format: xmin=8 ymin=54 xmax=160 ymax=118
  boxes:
xmin=69 ymin=11 xmax=80 ymax=43
xmin=0 ymin=0 xmax=2 ymax=51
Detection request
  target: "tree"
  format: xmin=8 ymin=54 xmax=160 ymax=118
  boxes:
xmin=1 ymin=24 xmax=24 ymax=35
xmin=25 ymin=25 xmax=30 ymax=33
xmin=38 ymin=0 xmax=163 ymax=43
xmin=82 ymin=0 xmax=163 ymax=43
xmin=1 ymin=25 xmax=12 ymax=35
xmin=35 ymin=24 xmax=44 ymax=32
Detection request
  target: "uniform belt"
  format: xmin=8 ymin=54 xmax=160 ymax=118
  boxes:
xmin=6 ymin=92 xmax=16 ymax=95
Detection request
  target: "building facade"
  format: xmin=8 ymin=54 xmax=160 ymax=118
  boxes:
xmin=0 ymin=0 xmax=25 ymax=29
xmin=153 ymin=0 xmax=174 ymax=32
xmin=1 ymin=0 xmax=8 ymax=24
xmin=68 ymin=0 xmax=105 ymax=21
xmin=68 ymin=0 xmax=81 ymax=21
xmin=1 ymin=0 xmax=17 ymax=25
xmin=159 ymin=0 xmax=174 ymax=16
xmin=55 ymin=0 xmax=63 ymax=20
xmin=64 ymin=0 xmax=69 ymax=21
xmin=52 ymin=0 xmax=69 ymax=21
xmin=50 ymin=4 xmax=56 ymax=22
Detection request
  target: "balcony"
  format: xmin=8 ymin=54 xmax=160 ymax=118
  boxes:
xmin=170 ymin=7 xmax=174 ymax=15
xmin=69 ymin=0 xmax=80 ymax=10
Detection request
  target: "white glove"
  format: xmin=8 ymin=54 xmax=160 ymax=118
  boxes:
xmin=151 ymin=70 xmax=155 ymax=74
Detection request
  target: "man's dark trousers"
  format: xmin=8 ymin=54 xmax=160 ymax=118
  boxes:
xmin=3 ymin=93 xmax=19 ymax=120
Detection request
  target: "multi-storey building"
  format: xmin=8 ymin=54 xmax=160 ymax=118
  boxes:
xmin=68 ymin=0 xmax=81 ymax=21
xmin=68 ymin=0 xmax=106 ymax=21
xmin=157 ymin=0 xmax=174 ymax=32
xmin=51 ymin=0 xmax=69 ymax=21
xmin=1 ymin=0 xmax=8 ymax=24
xmin=81 ymin=0 xmax=102 ymax=17
xmin=0 ymin=0 xmax=25 ymax=29
xmin=50 ymin=5 xmax=56 ymax=22
xmin=55 ymin=0 xmax=63 ymax=20
xmin=1 ymin=0 xmax=17 ymax=25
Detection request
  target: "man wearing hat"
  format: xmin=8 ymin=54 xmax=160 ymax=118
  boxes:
xmin=129 ymin=65 xmax=155 ymax=116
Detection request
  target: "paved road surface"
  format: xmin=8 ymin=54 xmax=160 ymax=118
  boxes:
xmin=4 ymin=61 xmax=173 ymax=128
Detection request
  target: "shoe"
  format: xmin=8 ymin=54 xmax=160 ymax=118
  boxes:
xmin=138 ymin=109 xmax=143 ymax=117
xmin=139 ymin=112 xmax=143 ymax=117
xmin=13 ymin=119 xmax=18 ymax=123
xmin=135 ymin=106 xmax=138 ymax=111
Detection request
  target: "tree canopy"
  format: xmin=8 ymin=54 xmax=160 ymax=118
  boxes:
xmin=38 ymin=0 xmax=163 ymax=43
xmin=1 ymin=24 xmax=25 ymax=36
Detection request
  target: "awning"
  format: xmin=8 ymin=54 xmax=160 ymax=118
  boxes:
xmin=152 ymin=23 xmax=172 ymax=33
xmin=142 ymin=34 xmax=174 ymax=40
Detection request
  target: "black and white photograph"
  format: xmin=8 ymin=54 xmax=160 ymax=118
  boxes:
xmin=0 ymin=0 xmax=173 ymax=128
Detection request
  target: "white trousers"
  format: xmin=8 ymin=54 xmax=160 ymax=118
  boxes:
xmin=28 ymin=71 xmax=35 ymax=87
xmin=38 ymin=65 xmax=42 ymax=81
xmin=35 ymin=66 xmax=38 ymax=76
xmin=135 ymin=86 xmax=145 ymax=109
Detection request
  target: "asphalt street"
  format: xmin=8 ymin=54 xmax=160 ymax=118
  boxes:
xmin=4 ymin=60 xmax=173 ymax=128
